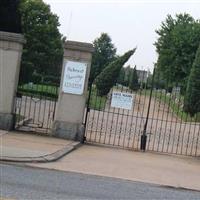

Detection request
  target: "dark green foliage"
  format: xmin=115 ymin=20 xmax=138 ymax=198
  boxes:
xmin=89 ymin=33 xmax=117 ymax=85
xmin=32 ymin=72 xmax=42 ymax=84
xmin=0 ymin=0 xmax=21 ymax=33
xmin=184 ymin=44 xmax=200 ymax=117
xmin=155 ymin=13 xmax=200 ymax=90
xmin=19 ymin=0 xmax=63 ymax=84
xmin=117 ymin=67 xmax=126 ymax=85
xmin=129 ymin=66 xmax=139 ymax=91
xmin=43 ymin=75 xmax=60 ymax=85
xmin=95 ymin=49 xmax=136 ymax=96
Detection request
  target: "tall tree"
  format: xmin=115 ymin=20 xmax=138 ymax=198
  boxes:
xmin=184 ymin=44 xmax=200 ymax=117
xmin=19 ymin=0 xmax=63 ymax=83
xmin=155 ymin=13 xmax=200 ymax=91
xmin=89 ymin=33 xmax=117 ymax=85
xmin=129 ymin=66 xmax=139 ymax=91
xmin=95 ymin=49 xmax=136 ymax=96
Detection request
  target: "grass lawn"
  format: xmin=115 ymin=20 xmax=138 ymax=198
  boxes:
xmin=18 ymin=83 xmax=59 ymax=99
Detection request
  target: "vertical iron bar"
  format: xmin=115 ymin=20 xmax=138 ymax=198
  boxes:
xmin=95 ymin=87 xmax=103 ymax=143
xmin=194 ymin=122 xmax=200 ymax=156
xmin=103 ymin=88 xmax=113 ymax=144
xmin=171 ymin=83 xmax=181 ymax=154
xmin=180 ymin=116 xmax=187 ymax=154
xmin=99 ymin=96 xmax=106 ymax=143
xmin=131 ymin=97 xmax=140 ymax=149
xmin=136 ymin=71 xmax=149 ymax=149
xmin=131 ymin=72 xmax=145 ymax=149
xmin=120 ymin=85 xmax=129 ymax=147
xmin=185 ymin=116 xmax=192 ymax=155
xmin=175 ymin=96 xmax=185 ymax=155
xmin=88 ymin=85 xmax=97 ymax=141
xmin=126 ymin=89 xmax=136 ymax=148
xmin=147 ymin=79 xmax=158 ymax=150
xmin=140 ymin=68 xmax=155 ymax=151
xmin=190 ymin=115 xmax=198 ymax=156
xmin=161 ymin=85 xmax=173 ymax=152
xmin=112 ymin=84 xmax=122 ymax=146
xmin=156 ymin=83 xmax=169 ymax=152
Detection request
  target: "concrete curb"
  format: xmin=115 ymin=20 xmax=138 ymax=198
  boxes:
xmin=0 ymin=142 xmax=81 ymax=163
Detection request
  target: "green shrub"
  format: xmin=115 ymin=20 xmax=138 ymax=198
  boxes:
xmin=32 ymin=73 xmax=42 ymax=83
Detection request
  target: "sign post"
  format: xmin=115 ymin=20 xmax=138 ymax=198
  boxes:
xmin=111 ymin=91 xmax=133 ymax=110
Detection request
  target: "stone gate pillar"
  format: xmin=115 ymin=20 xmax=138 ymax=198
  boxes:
xmin=52 ymin=40 xmax=94 ymax=141
xmin=0 ymin=31 xmax=26 ymax=130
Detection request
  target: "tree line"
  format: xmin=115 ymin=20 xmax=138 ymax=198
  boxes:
xmin=18 ymin=0 xmax=138 ymax=92
xmin=155 ymin=13 xmax=200 ymax=116
xmin=15 ymin=0 xmax=200 ymax=116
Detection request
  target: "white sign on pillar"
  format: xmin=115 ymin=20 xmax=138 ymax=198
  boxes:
xmin=62 ymin=60 xmax=87 ymax=95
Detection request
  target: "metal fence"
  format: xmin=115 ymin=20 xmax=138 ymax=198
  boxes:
xmin=84 ymin=68 xmax=200 ymax=156
xmin=14 ymin=83 xmax=58 ymax=134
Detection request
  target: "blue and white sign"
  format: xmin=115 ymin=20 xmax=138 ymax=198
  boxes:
xmin=62 ymin=60 xmax=87 ymax=95
xmin=111 ymin=91 xmax=133 ymax=110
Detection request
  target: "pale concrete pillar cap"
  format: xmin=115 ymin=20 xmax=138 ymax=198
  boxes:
xmin=0 ymin=31 xmax=26 ymax=44
xmin=64 ymin=40 xmax=94 ymax=53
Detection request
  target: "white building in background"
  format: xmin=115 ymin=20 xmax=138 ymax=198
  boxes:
xmin=136 ymin=70 xmax=148 ymax=83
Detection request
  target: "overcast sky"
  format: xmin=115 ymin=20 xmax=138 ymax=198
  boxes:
xmin=44 ymin=0 xmax=200 ymax=71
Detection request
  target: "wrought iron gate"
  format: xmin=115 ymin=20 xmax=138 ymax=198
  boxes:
xmin=84 ymin=69 xmax=200 ymax=156
xmin=14 ymin=83 xmax=58 ymax=134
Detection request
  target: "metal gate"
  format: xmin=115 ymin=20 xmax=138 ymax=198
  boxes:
xmin=84 ymin=69 xmax=200 ymax=156
xmin=14 ymin=83 xmax=58 ymax=134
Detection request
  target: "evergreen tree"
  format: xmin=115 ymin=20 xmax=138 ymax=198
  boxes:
xmin=129 ymin=66 xmax=139 ymax=91
xmin=95 ymin=49 xmax=136 ymax=96
xmin=184 ymin=44 xmax=200 ymax=117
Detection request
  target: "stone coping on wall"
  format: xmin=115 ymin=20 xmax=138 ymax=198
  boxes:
xmin=0 ymin=31 xmax=26 ymax=44
xmin=64 ymin=40 xmax=94 ymax=53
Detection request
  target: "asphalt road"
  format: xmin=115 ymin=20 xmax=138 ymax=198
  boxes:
xmin=0 ymin=164 xmax=199 ymax=200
